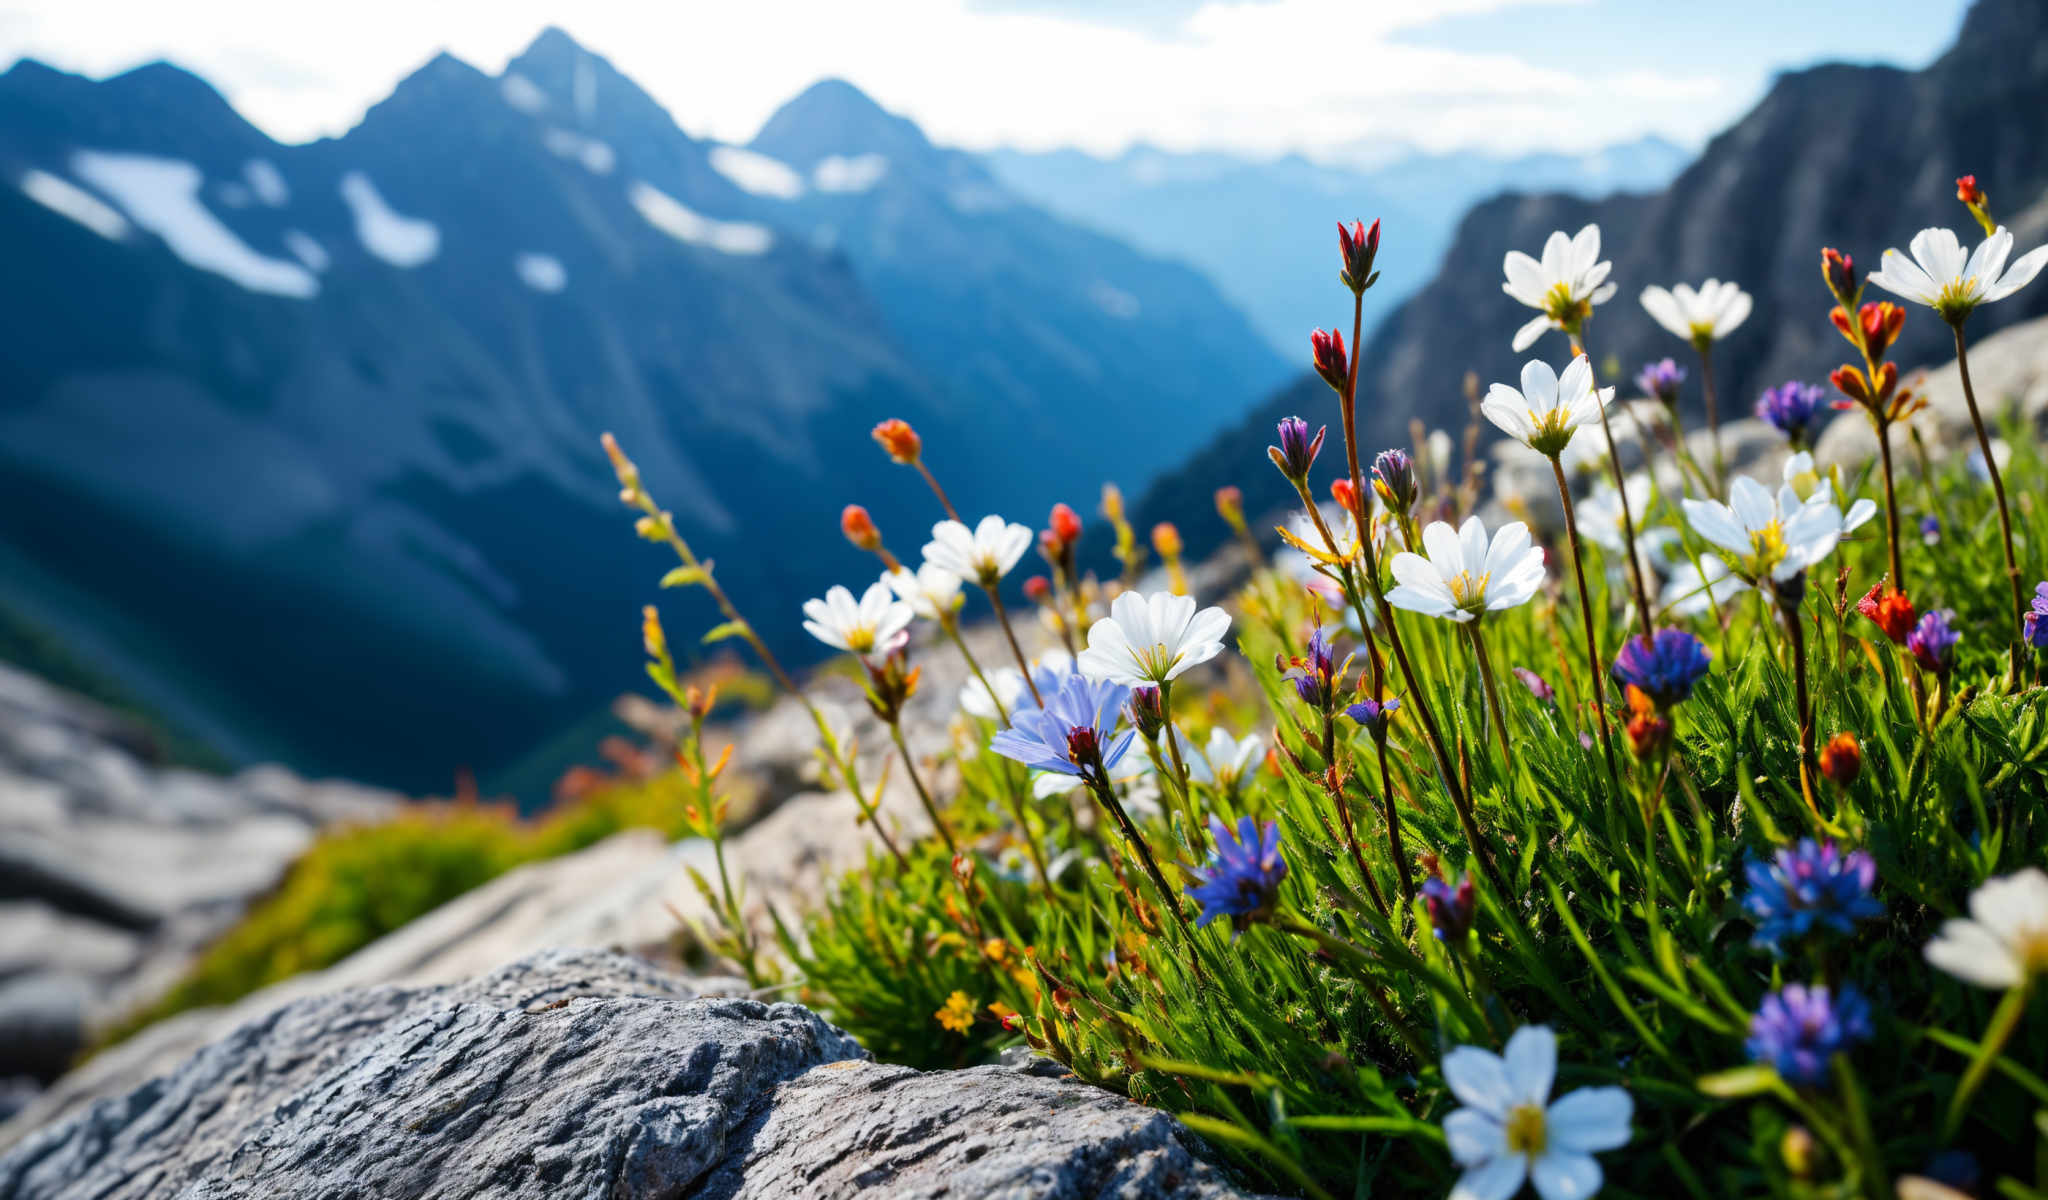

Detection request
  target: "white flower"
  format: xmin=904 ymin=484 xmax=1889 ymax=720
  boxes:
xmin=1502 ymin=225 xmax=1617 ymax=352
xmin=959 ymin=649 xmax=1073 ymax=720
xmin=1483 ymin=356 xmax=1615 ymax=457
xmin=1442 ymin=1026 xmax=1633 ymax=1200
xmin=1386 ymin=517 xmax=1546 ymax=624
xmin=1643 ymin=530 xmax=1749 ymax=617
xmin=801 ymin=582 xmax=913 ymax=656
xmin=1924 ymin=868 xmax=2048 ymax=990
xmin=1076 ymin=590 xmax=1231 ymax=686
xmin=1189 ymin=727 xmax=1263 ymax=789
xmin=1781 ymin=452 xmax=1876 ymax=533
xmin=1867 ymin=226 xmax=2048 ymax=322
xmin=1574 ymin=474 xmax=1653 ymax=555
xmin=1639 ymin=279 xmax=1752 ymax=348
xmin=1679 ymin=475 xmax=1846 ymax=584
xmin=923 ymin=515 xmax=1033 ymax=585
xmin=884 ymin=563 xmax=963 ymax=621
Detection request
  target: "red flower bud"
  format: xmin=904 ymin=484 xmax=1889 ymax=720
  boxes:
xmin=1330 ymin=477 xmax=1360 ymax=515
xmin=1024 ymin=575 xmax=1051 ymax=602
xmin=1829 ymin=363 xmax=1870 ymax=404
xmin=1956 ymin=175 xmax=1983 ymax=206
xmin=1623 ymin=685 xmax=1671 ymax=759
xmin=1338 ymin=218 xmax=1381 ymax=293
xmin=1860 ymin=302 xmax=1905 ymax=359
xmin=1310 ymin=328 xmax=1348 ymax=392
xmin=1818 ymin=732 xmax=1861 ymax=789
xmin=1821 ymin=247 xmax=1858 ymax=303
xmin=1151 ymin=522 xmax=1182 ymax=559
xmin=1855 ymin=583 xmax=1916 ymax=645
xmin=1049 ymin=502 xmax=1082 ymax=547
xmin=841 ymin=504 xmax=881 ymax=552
xmin=1214 ymin=485 xmax=1243 ymax=523
xmin=871 ymin=418 xmax=921 ymax=464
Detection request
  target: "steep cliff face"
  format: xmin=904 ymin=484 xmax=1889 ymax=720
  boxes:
xmin=1140 ymin=0 xmax=2048 ymax=556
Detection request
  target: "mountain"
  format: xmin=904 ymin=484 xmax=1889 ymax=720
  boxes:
xmin=1135 ymin=0 xmax=2048 ymax=558
xmin=983 ymin=136 xmax=1692 ymax=354
xmin=0 ymin=32 xmax=1286 ymax=793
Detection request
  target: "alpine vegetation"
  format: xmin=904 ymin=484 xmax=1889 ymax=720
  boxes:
xmin=603 ymin=176 xmax=2048 ymax=1199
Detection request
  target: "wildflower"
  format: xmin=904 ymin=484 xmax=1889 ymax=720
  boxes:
xmin=1622 ymin=685 xmax=1670 ymax=759
xmin=1023 ymin=575 xmax=1051 ymax=602
xmin=1679 ymin=475 xmax=1848 ymax=585
xmin=1152 ymin=522 xmax=1182 ymax=559
xmin=841 ymin=504 xmax=882 ymax=553
xmin=1855 ymin=583 xmax=1916 ymax=645
xmin=1746 ymin=983 xmax=1874 ymax=1087
xmin=1077 ymin=590 xmax=1232 ymax=686
xmin=1830 ymin=301 xmax=1905 ymax=359
xmin=1755 ymin=382 xmax=1825 ymax=449
xmin=1329 ymin=477 xmax=1360 ymax=517
xmin=1186 ymin=815 xmax=1287 ymax=933
xmin=1280 ymin=625 xmax=1340 ymax=708
xmin=1821 ymin=248 xmax=1859 ymax=303
xmin=936 ymin=990 xmax=975 ymax=1034
xmin=885 ymin=563 xmax=963 ymax=622
xmin=1502 ymin=224 xmax=1617 ymax=351
xmin=871 ymin=418 xmax=922 ymax=463
xmin=1339 ymin=218 xmax=1381 ymax=293
xmin=1657 ymin=552 xmax=1749 ymax=617
xmin=988 ymin=671 xmax=1134 ymax=781
xmin=1422 ymin=873 xmax=1476 ymax=942
xmin=1924 ymin=868 xmax=2048 ymax=989
xmin=1345 ymin=694 xmax=1400 ymax=733
xmin=1126 ymin=684 xmax=1165 ymax=738
xmin=1577 ymin=475 xmax=1655 ymax=556
xmin=1610 ymin=629 xmax=1711 ymax=709
xmin=1268 ymin=416 xmax=1326 ymax=485
xmin=1867 ymin=226 xmax=2048 ymax=324
xmin=1636 ymin=358 xmax=1685 ymax=406
xmin=1441 ymin=1026 xmax=1634 ymax=1200
xmin=1957 ymin=174 xmax=1985 ymax=207
xmin=1215 ymin=485 xmax=1244 ymax=525
xmin=1482 ymin=355 xmax=1615 ymax=458
xmin=1373 ymin=448 xmax=1418 ymax=514
xmin=1385 ymin=516 xmax=1546 ymax=623
xmin=1780 ymin=453 xmax=1876 ymax=533
xmin=2025 ymin=582 xmax=2048 ymax=650
xmin=1742 ymin=839 xmax=1881 ymax=953
xmin=1906 ymin=609 xmax=1959 ymax=676
xmin=1921 ymin=515 xmax=1942 ymax=545
xmin=1512 ymin=667 xmax=1555 ymax=704
xmin=1190 ymin=727 xmax=1263 ymax=790
xmin=1818 ymin=733 xmax=1861 ymax=789
xmin=801 ymin=582 xmax=913 ymax=657
xmin=1640 ymin=279 xmax=1752 ymax=351
xmin=1310 ymin=328 xmax=1349 ymax=391
xmin=923 ymin=515 xmax=1033 ymax=586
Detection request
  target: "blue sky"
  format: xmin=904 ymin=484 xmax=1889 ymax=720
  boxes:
xmin=0 ymin=0 xmax=1973 ymax=158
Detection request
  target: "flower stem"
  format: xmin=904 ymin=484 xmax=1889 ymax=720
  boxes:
xmin=1464 ymin=622 xmax=1515 ymax=769
xmin=1942 ymin=981 xmax=2034 ymax=1139
xmin=889 ymin=722 xmax=958 ymax=857
xmin=1158 ymin=679 xmax=1192 ymax=789
xmin=1374 ymin=735 xmax=1413 ymax=907
xmin=1551 ymin=455 xmax=1620 ymax=782
xmin=1697 ymin=342 xmax=1726 ymax=493
xmin=944 ymin=617 xmax=1010 ymax=726
xmin=983 ymin=583 xmax=1045 ymax=708
xmin=916 ymin=460 xmax=962 ymax=523
xmin=1951 ymin=321 xmax=2027 ymax=683
xmin=1085 ymin=771 xmax=1189 ymax=933
xmin=1778 ymin=588 xmax=1819 ymax=816
xmin=1572 ymin=331 xmax=1657 ymax=638
xmin=1875 ymin=419 xmax=1906 ymax=591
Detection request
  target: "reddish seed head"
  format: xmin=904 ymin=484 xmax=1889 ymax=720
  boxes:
xmin=871 ymin=418 xmax=921 ymax=464
xmin=1024 ymin=575 xmax=1052 ymax=602
xmin=841 ymin=504 xmax=881 ymax=552
xmin=1214 ymin=485 xmax=1243 ymax=522
xmin=1957 ymin=175 xmax=1983 ymax=205
xmin=1855 ymin=583 xmax=1917 ymax=645
xmin=1310 ymin=328 xmax=1348 ymax=391
xmin=1050 ymin=502 xmax=1082 ymax=546
xmin=1152 ymin=522 xmax=1182 ymax=558
xmin=1819 ymin=732 xmax=1862 ymax=789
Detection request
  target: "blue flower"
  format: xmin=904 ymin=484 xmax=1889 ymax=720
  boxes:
xmin=1186 ymin=816 xmax=1287 ymax=933
xmin=1610 ymin=628 xmax=1712 ymax=708
xmin=1421 ymin=873 xmax=1475 ymax=941
xmin=1372 ymin=447 xmax=1417 ymax=513
xmin=1345 ymin=695 xmax=1400 ymax=733
xmin=1907 ymin=608 xmax=1960 ymax=675
xmin=1279 ymin=626 xmax=1340 ymax=708
xmin=1920 ymin=515 xmax=1942 ymax=545
xmin=1742 ymin=839 xmax=1882 ymax=952
xmin=989 ymin=672 xmax=1134 ymax=781
xmin=1755 ymin=381 xmax=1825 ymax=448
xmin=1746 ymin=982 xmax=1874 ymax=1087
xmin=2025 ymin=581 xmax=2048 ymax=650
xmin=1637 ymin=358 xmax=1686 ymax=405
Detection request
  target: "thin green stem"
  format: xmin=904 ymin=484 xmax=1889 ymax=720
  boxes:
xmin=1951 ymin=321 xmax=2027 ymax=683
xmin=1552 ymin=454 xmax=1620 ymax=782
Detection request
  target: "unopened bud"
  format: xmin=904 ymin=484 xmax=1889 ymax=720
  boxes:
xmin=641 ymin=605 xmax=667 ymax=661
xmin=1957 ymin=175 xmax=1984 ymax=206
xmin=1050 ymin=502 xmax=1082 ymax=547
xmin=1127 ymin=685 xmax=1165 ymax=738
xmin=1024 ymin=575 xmax=1052 ymax=602
xmin=600 ymin=431 xmax=640 ymax=492
xmin=1821 ymin=248 xmax=1858 ymax=303
xmin=871 ymin=418 xmax=921 ymax=464
xmin=841 ymin=504 xmax=881 ymax=552
xmin=1330 ymin=477 xmax=1359 ymax=516
xmin=1100 ymin=482 xmax=1125 ymax=523
xmin=1214 ymin=485 xmax=1244 ymax=525
xmin=1781 ymin=1127 xmax=1819 ymax=1180
xmin=1818 ymin=732 xmax=1861 ymax=790
xmin=1268 ymin=416 xmax=1325 ymax=485
xmin=1310 ymin=328 xmax=1348 ymax=392
xmin=1338 ymin=218 xmax=1381 ymax=293
xmin=1372 ymin=448 xmax=1417 ymax=514
xmin=1151 ymin=522 xmax=1182 ymax=559
xmin=1623 ymin=686 xmax=1671 ymax=759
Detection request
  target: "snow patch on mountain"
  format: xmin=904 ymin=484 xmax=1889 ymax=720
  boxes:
xmin=339 ymin=172 xmax=439 ymax=268
xmin=628 ymin=183 xmax=773 ymax=255
xmin=709 ymin=146 xmax=804 ymax=199
xmin=243 ymin=159 xmax=289 ymax=207
xmin=812 ymin=154 xmax=887 ymax=194
xmin=515 ymin=252 xmax=567 ymax=293
xmin=500 ymin=72 xmax=549 ymax=114
xmin=542 ymin=128 xmax=615 ymax=175
xmin=283 ymin=230 xmax=330 ymax=272
xmin=18 ymin=168 xmax=131 ymax=240
xmin=71 ymin=150 xmax=318 ymax=298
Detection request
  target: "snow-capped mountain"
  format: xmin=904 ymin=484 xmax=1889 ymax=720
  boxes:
xmin=0 ymin=30 xmax=1286 ymax=792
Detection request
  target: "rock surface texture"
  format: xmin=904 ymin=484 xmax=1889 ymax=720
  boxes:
xmin=0 ymin=949 xmax=1264 ymax=1199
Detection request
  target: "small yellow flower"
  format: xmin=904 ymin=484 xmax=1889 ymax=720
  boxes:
xmin=936 ymin=990 xmax=976 ymax=1034
xmin=982 ymin=937 xmax=1010 ymax=965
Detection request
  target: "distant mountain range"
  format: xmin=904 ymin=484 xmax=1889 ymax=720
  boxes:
xmin=1137 ymin=0 xmax=2048 ymax=559
xmin=0 ymin=30 xmax=1287 ymax=792
xmin=984 ymin=136 xmax=1693 ymax=354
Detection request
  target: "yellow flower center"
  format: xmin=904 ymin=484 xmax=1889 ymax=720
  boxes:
xmin=1504 ymin=1104 xmax=1548 ymax=1155
xmin=846 ymin=627 xmax=876 ymax=653
xmin=1543 ymin=281 xmax=1593 ymax=330
xmin=1135 ymin=642 xmax=1184 ymax=680
xmin=1747 ymin=520 xmax=1788 ymax=575
xmin=1935 ymin=277 xmax=1983 ymax=322
xmin=2017 ymin=927 xmax=2048 ymax=975
xmin=1447 ymin=570 xmax=1492 ymax=611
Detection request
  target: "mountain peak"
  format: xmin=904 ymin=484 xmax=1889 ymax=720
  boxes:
xmin=750 ymin=78 xmax=931 ymax=169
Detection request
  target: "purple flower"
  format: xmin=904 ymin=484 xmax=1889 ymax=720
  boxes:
xmin=1907 ymin=608 xmax=1959 ymax=675
xmin=989 ymin=673 xmax=1134 ymax=781
xmin=1372 ymin=448 xmax=1417 ymax=513
xmin=1512 ymin=667 xmax=1555 ymax=704
xmin=1920 ymin=515 xmax=1941 ymax=545
xmin=1636 ymin=358 xmax=1686 ymax=406
xmin=1186 ymin=816 xmax=1287 ymax=934
xmin=1279 ymin=626 xmax=1340 ymax=709
xmin=1746 ymin=983 xmax=1873 ymax=1087
xmin=1268 ymin=416 xmax=1325 ymax=484
xmin=1611 ymin=628 xmax=1712 ymax=708
xmin=1345 ymin=695 xmax=1400 ymax=734
xmin=1742 ymin=839 xmax=1882 ymax=953
xmin=2025 ymin=582 xmax=2048 ymax=651
xmin=1422 ymin=873 xmax=1476 ymax=941
xmin=1756 ymin=382 xmax=1825 ymax=449
xmin=1127 ymin=685 xmax=1165 ymax=738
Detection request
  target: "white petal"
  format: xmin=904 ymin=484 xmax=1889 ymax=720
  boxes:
xmin=1726 ymin=476 xmax=1775 ymax=533
xmin=1716 ymin=288 xmax=1752 ymax=335
xmin=1530 ymin=1151 xmax=1603 ymax=1200
xmin=1452 ymin=1156 xmax=1530 ymax=1200
xmin=1421 ymin=521 xmax=1467 ymax=577
xmin=1512 ymin=314 xmax=1553 ymax=352
xmin=1385 ymin=584 xmax=1458 ymax=617
xmin=1680 ymin=499 xmax=1749 ymax=556
xmin=1391 ymin=552 xmax=1457 ymax=605
xmin=1925 ymin=918 xmax=2024 ymax=989
xmin=1444 ymin=1109 xmax=1509 ymax=1167
xmin=1987 ymin=243 xmax=2048 ymax=303
xmin=1443 ymin=1045 xmax=1516 ymax=1118
xmin=1501 ymin=1026 xmax=1557 ymax=1105
xmin=1868 ymin=248 xmax=1938 ymax=305
xmin=1483 ymin=392 xmax=1537 ymax=443
xmin=1639 ymin=286 xmax=1686 ymax=339
xmin=1962 ymin=227 xmax=2011 ymax=293
xmin=1546 ymin=1087 xmax=1633 ymax=1153
xmin=1504 ymin=251 xmax=1548 ymax=307
xmin=1519 ymin=359 xmax=1560 ymax=409
xmin=1969 ymin=869 xmax=2048 ymax=944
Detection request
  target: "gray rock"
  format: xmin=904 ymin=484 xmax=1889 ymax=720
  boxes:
xmin=0 ymin=949 xmax=1266 ymax=1200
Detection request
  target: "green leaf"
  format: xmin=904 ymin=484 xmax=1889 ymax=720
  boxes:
xmin=701 ymin=620 xmax=749 ymax=645
xmin=660 ymin=566 xmax=710 ymax=589
xmin=1696 ymin=1065 xmax=1779 ymax=1098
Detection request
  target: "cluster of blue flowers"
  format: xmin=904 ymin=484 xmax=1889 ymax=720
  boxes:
xmin=1610 ymin=628 xmax=1713 ymax=708
xmin=1746 ymin=983 xmax=1875 ymax=1087
xmin=1187 ymin=816 xmax=1289 ymax=934
xmin=1742 ymin=839 xmax=1882 ymax=953
xmin=1755 ymin=381 xmax=1826 ymax=448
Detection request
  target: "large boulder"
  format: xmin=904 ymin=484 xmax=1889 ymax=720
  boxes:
xmin=0 ymin=949 xmax=1265 ymax=1199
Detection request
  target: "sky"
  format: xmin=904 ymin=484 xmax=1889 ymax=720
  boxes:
xmin=0 ymin=0 xmax=1970 ymax=160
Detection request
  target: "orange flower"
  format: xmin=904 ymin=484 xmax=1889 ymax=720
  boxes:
xmin=1151 ymin=522 xmax=1182 ymax=559
xmin=1819 ymin=733 xmax=1861 ymax=789
xmin=841 ymin=504 xmax=881 ymax=552
xmin=871 ymin=418 xmax=921 ymax=463
xmin=1623 ymin=685 xmax=1671 ymax=759
xmin=1855 ymin=583 xmax=1916 ymax=645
